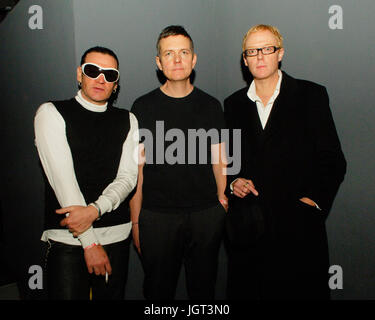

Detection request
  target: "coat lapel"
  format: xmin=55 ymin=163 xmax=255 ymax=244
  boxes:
xmin=261 ymin=71 xmax=298 ymax=142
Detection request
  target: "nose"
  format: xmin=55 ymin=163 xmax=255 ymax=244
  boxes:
xmin=97 ymin=73 xmax=106 ymax=83
xmin=257 ymin=50 xmax=264 ymax=60
xmin=174 ymin=53 xmax=181 ymax=63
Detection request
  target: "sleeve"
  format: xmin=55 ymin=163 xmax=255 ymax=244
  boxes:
xmin=223 ymin=96 xmax=242 ymax=197
xmin=34 ymin=102 xmax=98 ymax=247
xmin=305 ymin=86 xmax=347 ymax=211
xmin=94 ymin=112 xmax=139 ymax=214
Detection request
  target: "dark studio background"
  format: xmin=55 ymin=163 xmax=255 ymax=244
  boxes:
xmin=0 ymin=0 xmax=374 ymax=300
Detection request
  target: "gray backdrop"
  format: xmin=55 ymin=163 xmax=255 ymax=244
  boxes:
xmin=0 ymin=0 xmax=374 ymax=300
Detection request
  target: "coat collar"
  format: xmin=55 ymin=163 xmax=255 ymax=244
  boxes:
xmin=243 ymin=71 xmax=299 ymax=142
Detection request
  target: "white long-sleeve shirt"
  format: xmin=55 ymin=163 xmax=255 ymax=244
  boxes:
xmin=34 ymin=90 xmax=139 ymax=247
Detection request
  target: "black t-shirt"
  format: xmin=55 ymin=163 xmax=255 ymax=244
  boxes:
xmin=131 ymin=87 xmax=225 ymax=212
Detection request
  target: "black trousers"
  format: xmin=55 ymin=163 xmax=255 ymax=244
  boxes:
xmin=139 ymin=204 xmax=226 ymax=300
xmin=226 ymin=201 xmax=330 ymax=300
xmin=45 ymin=238 xmax=130 ymax=300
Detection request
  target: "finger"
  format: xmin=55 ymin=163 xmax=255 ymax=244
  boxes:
xmin=234 ymin=185 xmax=247 ymax=196
xmin=240 ymin=182 xmax=258 ymax=196
xmin=242 ymin=186 xmax=251 ymax=195
xmin=87 ymin=264 xmax=94 ymax=274
xmin=60 ymin=218 xmax=68 ymax=227
xmin=233 ymin=189 xmax=246 ymax=198
xmin=105 ymin=261 xmax=112 ymax=275
xmin=244 ymin=180 xmax=258 ymax=196
xmin=247 ymin=185 xmax=259 ymax=196
xmin=245 ymin=180 xmax=255 ymax=188
xmin=55 ymin=207 xmax=73 ymax=214
xmin=94 ymin=266 xmax=102 ymax=276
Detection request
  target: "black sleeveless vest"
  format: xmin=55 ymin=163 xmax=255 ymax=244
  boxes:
xmin=43 ymin=98 xmax=131 ymax=229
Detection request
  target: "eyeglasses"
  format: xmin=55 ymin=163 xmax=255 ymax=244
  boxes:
xmin=243 ymin=46 xmax=280 ymax=57
xmin=81 ymin=63 xmax=120 ymax=83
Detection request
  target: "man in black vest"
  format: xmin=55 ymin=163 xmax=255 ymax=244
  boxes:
xmin=34 ymin=46 xmax=138 ymax=299
xmin=224 ymin=25 xmax=346 ymax=300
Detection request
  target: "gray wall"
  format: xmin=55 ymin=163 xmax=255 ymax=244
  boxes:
xmin=0 ymin=0 xmax=76 ymax=298
xmin=1 ymin=0 xmax=374 ymax=299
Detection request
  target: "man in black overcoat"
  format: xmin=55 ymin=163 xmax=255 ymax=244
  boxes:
xmin=224 ymin=24 xmax=346 ymax=300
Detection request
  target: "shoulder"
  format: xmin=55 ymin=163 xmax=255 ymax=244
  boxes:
xmin=35 ymin=101 xmax=63 ymax=119
xmin=128 ymin=111 xmax=138 ymax=128
xmin=193 ymin=87 xmax=223 ymax=116
xmin=34 ymin=101 xmax=66 ymax=130
xmin=224 ymin=87 xmax=248 ymax=104
xmin=193 ymin=87 xmax=221 ymax=105
xmin=283 ymin=72 xmax=327 ymax=96
xmin=110 ymin=105 xmax=129 ymax=115
xmin=223 ymin=87 xmax=249 ymax=114
xmin=131 ymin=88 xmax=160 ymax=111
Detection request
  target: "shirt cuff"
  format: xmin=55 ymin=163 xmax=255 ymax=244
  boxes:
xmin=77 ymin=227 xmax=99 ymax=249
xmin=230 ymin=178 xmax=239 ymax=193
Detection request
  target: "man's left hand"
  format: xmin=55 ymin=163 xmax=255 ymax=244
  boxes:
xmin=299 ymin=197 xmax=316 ymax=207
xmin=57 ymin=205 xmax=98 ymax=236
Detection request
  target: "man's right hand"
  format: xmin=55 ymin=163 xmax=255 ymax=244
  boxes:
xmin=232 ymin=178 xmax=259 ymax=198
xmin=84 ymin=244 xmax=112 ymax=276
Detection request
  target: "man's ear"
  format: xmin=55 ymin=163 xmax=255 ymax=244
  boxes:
xmin=155 ymin=55 xmax=162 ymax=71
xmin=77 ymin=66 xmax=83 ymax=83
xmin=192 ymin=53 xmax=197 ymax=69
xmin=278 ymin=47 xmax=285 ymax=62
xmin=243 ymin=54 xmax=249 ymax=67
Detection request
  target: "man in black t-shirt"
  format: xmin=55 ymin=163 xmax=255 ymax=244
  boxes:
xmin=130 ymin=25 xmax=227 ymax=300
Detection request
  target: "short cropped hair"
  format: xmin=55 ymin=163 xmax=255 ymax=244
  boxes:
xmin=242 ymin=24 xmax=284 ymax=51
xmin=156 ymin=25 xmax=194 ymax=56
xmin=80 ymin=46 xmax=119 ymax=68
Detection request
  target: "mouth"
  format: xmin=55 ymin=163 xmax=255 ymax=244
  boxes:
xmin=92 ymin=87 xmax=105 ymax=92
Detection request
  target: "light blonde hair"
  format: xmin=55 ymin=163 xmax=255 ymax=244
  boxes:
xmin=242 ymin=24 xmax=284 ymax=51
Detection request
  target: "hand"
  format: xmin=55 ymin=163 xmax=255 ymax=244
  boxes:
xmin=299 ymin=197 xmax=316 ymax=207
xmin=56 ymin=205 xmax=98 ymax=236
xmin=132 ymin=223 xmax=141 ymax=255
xmin=84 ymin=244 xmax=112 ymax=276
xmin=232 ymin=178 xmax=259 ymax=198
xmin=219 ymin=196 xmax=229 ymax=212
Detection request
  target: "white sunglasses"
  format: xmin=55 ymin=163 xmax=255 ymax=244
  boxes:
xmin=81 ymin=62 xmax=120 ymax=83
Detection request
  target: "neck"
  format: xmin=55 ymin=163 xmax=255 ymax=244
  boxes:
xmin=160 ymin=80 xmax=194 ymax=98
xmin=254 ymin=70 xmax=280 ymax=98
xmin=76 ymin=90 xmax=107 ymax=112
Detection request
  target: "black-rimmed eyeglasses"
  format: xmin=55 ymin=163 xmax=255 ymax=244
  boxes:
xmin=243 ymin=46 xmax=280 ymax=57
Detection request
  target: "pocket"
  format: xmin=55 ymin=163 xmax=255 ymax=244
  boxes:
xmin=217 ymin=202 xmax=227 ymax=215
xmin=296 ymin=200 xmax=323 ymax=220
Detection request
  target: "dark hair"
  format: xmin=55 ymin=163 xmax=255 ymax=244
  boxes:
xmin=156 ymin=25 xmax=194 ymax=55
xmin=80 ymin=46 xmax=119 ymax=68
